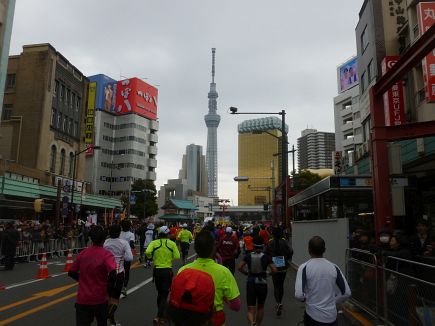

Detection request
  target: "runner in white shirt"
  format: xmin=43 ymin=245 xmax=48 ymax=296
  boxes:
xmin=143 ymin=223 xmax=156 ymax=268
xmin=295 ymin=236 xmax=351 ymax=326
xmin=104 ymin=224 xmax=133 ymax=326
xmin=120 ymin=220 xmax=135 ymax=296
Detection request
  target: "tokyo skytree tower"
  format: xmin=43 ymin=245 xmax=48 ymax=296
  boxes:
xmin=204 ymin=48 xmax=220 ymax=197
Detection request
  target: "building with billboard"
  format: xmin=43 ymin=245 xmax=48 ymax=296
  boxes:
xmin=0 ymin=0 xmax=15 ymax=119
xmin=0 ymin=44 xmax=121 ymax=219
xmin=334 ymin=56 xmax=362 ymax=172
xmin=237 ymin=117 xmax=284 ymax=206
xmin=85 ymin=74 xmax=159 ymax=197
xmin=297 ymin=129 xmax=335 ymax=170
xmin=331 ymin=0 xmax=435 ymax=232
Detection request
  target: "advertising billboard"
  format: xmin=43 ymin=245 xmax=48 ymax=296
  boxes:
xmin=338 ymin=57 xmax=359 ymax=93
xmin=417 ymin=2 xmax=435 ymax=103
xmin=85 ymin=82 xmax=96 ymax=156
xmin=381 ymin=57 xmax=406 ymax=126
xmin=87 ymin=74 xmax=118 ymax=111
xmin=115 ymin=78 xmax=158 ymax=120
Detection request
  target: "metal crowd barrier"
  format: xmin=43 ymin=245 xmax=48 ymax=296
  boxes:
xmin=346 ymin=248 xmax=380 ymax=318
xmin=346 ymin=249 xmax=435 ymax=325
xmin=11 ymin=237 xmax=89 ymax=262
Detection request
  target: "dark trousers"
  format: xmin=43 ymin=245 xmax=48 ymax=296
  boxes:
xmin=139 ymin=240 xmax=145 ymax=258
xmin=223 ymin=258 xmax=236 ymax=274
xmin=272 ymin=271 xmax=287 ymax=303
xmin=75 ymin=302 xmax=108 ymax=326
xmin=304 ymin=311 xmax=337 ymax=326
xmin=154 ymin=268 xmax=173 ymax=318
xmin=180 ymin=242 xmax=190 ymax=261
xmin=4 ymin=254 xmax=15 ymax=270
xmin=123 ymin=261 xmax=131 ymax=287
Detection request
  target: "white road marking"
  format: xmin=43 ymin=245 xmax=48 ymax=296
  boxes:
xmin=5 ymin=279 xmax=44 ymax=290
xmin=120 ymin=253 xmax=197 ymax=299
xmin=121 ymin=277 xmax=153 ymax=299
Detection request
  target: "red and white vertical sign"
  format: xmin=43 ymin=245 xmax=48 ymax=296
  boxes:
xmin=382 ymin=57 xmax=406 ymax=126
xmin=417 ymin=2 xmax=435 ymax=103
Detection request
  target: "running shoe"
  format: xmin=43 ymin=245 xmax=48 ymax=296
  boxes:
xmin=276 ymin=303 xmax=283 ymax=316
xmin=109 ymin=318 xmax=121 ymax=326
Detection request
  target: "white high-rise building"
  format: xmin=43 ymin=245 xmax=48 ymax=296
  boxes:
xmin=178 ymin=144 xmax=208 ymax=195
xmin=297 ymin=129 xmax=335 ymax=170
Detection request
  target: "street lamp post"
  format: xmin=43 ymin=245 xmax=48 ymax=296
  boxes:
xmin=230 ymin=107 xmax=288 ymax=226
xmin=70 ymin=145 xmax=101 ymax=224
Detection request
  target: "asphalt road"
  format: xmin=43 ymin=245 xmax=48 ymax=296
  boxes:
xmin=0 ymin=250 xmax=351 ymax=326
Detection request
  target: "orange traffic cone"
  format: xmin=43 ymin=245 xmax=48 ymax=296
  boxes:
xmin=63 ymin=249 xmax=73 ymax=272
xmin=34 ymin=253 xmax=50 ymax=279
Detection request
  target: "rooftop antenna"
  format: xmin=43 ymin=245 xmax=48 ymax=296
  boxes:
xmin=211 ymin=48 xmax=216 ymax=83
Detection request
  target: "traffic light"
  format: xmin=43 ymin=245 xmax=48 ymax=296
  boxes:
xmin=34 ymin=199 xmax=44 ymax=213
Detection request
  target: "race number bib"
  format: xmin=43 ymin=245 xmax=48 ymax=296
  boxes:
xmin=272 ymin=256 xmax=285 ymax=268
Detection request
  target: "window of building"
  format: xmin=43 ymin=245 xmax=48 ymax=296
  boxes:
xmin=51 ymin=108 xmax=56 ymax=126
xmin=72 ymin=93 xmax=76 ymax=109
xmin=6 ymin=74 xmax=16 ymax=89
xmin=361 ymin=71 xmax=366 ymax=93
xmin=68 ymin=118 xmax=72 ymax=134
xmin=50 ymin=145 xmax=57 ymax=173
xmin=59 ymin=149 xmax=66 ymax=175
xmin=367 ymin=60 xmax=374 ymax=82
xmin=66 ymin=89 xmax=71 ymax=107
xmin=2 ymin=105 xmax=12 ymax=120
xmin=57 ymin=113 xmax=62 ymax=128
xmin=74 ymin=122 xmax=78 ymax=137
xmin=361 ymin=26 xmax=369 ymax=52
xmin=68 ymin=152 xmax=74 ymax=177
xmin=54 ymin=81 xmax=59 ymax=97
xmin=60 ymin=85 xmax=64 ymax=100
xmin=62 ymin=116 xmax=67 ymax=131
xmin=76 ymin=97 xmax=80 ymax=111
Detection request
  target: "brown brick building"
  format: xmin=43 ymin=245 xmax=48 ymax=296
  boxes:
xmin=0 ymin=43 xmax=88 ymax=185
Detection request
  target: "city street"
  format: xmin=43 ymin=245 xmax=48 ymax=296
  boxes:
xmin=0 ymin=251 xmax=350 ymax=325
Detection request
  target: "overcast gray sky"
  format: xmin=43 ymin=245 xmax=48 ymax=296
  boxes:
xmin=9 ymin=0 xmax=363 ymax=204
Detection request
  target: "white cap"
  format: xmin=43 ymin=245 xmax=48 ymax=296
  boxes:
xmin=182 ymin=223 xmax=188 ymax=228
xmin=147 ymin=223 xmax=155 ymax=230
xmin=225 ymin=227 xmax=233 ymax=234
xmin=159 ymin=226 xmax=170 ymax=234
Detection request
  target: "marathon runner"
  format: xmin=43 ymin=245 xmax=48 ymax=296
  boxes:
xmin=103 ymin=224 xmax=133 ymax=326
xmin=146 ymin=225 xmax=180 ymax=325
xmin=68 ymin=226 xmax=117 ymax=326
xmin=120 ymin=220 xmax=135 ymax=296
xmin=177 ymin=223 xmax=193 ymax=265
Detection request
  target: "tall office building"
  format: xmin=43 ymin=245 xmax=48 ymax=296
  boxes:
xmin=178 ymin=144 xmax=207 ymax=195
xmin=204 ymin=48 xmax=220 ymax=197
xmin=297 ymin=129 xmax=335 ymax=170
xmin=238 ymin=117 xmax=283 ymax=206
xmin=334 ymin=56 xmax=362 ymax=169
xmin=0 ymin=44 xmax=88 ymax=187
xmin=0 ymin=0 xmax=16 ymax=118
xmin=85 ymin=74 xmax=158 ymax=196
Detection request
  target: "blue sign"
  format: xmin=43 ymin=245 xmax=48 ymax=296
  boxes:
xmin=130 ymin=194 xmax=137 ymax=205
xmin=87 ymin=74 xmax=117 ymax=111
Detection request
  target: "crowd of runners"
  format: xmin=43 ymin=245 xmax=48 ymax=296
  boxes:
xmin=67 ymin=219 xmax=350 ymax=326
